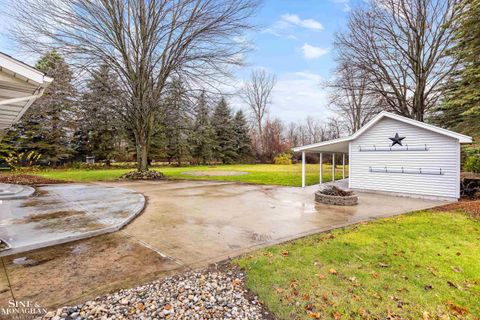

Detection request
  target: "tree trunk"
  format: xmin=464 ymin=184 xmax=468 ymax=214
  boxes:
xmin=138 ymin=142 xmax=149 ymax=172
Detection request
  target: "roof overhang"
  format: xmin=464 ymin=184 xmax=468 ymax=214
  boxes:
xmin=0 ymin=52 xmax=53 ymax=132
xmin=292 ymin=111 xmax=473 ymax=153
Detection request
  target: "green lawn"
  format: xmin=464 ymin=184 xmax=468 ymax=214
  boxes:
xmin=29 ymin=164 xmax=346 ymax=187
xmin=236 ymin=210 xmax=480 ymax=319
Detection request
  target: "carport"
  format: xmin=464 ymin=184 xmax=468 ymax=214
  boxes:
xmin=292 ymin=137 xmax=350 ymax=188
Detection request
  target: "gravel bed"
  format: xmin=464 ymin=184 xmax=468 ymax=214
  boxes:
xmin=43 ymin=268 xmax=271 ymax=320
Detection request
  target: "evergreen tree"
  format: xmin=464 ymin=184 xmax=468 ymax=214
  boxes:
xmin=436 ymin=0 xmax=480 ymax=139
xmin=190 ymin=91 xmax=216 ymax=164
xmin=211 ymin=98 xmax=237 ymax=163
xmin=163 ymin=79 xmax=192 ymax=165
xmin=9 ymin=51 xmax=76 ymax=166
xmin=233 ymin=110 xmax=253 ymax=162
xmin=74 ymin=64 xmax=123 ymax=164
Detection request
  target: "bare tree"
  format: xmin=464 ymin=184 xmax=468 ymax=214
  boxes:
xmin=326 ymin=61 xmax=381 ymax=133
xmin=335 ymin=0 xmax=460 ymax=121
xmin=241 ymin=69 xmax=276 ymax=144
xmin=9 ymin=0 xmax=257 ymax=171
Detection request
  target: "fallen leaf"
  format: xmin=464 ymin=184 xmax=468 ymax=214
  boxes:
xmin=456 ymin=252 xmax=461 ymax=256
xmin=164 ymin=304 xmax=172 ymax=310
xmin=316 ymin=273 xmax=326 ymax=279
xmin=282 ymin=251 xmax=289 ymax=257
xmin=378 ymin=262 xmax=390 ymax=268
xmin=372 ymin=272 xmax=380 ymax=279
xmin=451 ymin=266 xmax=463 ymax=273
xmin=329 ymin=268 xmax=338 ymax=275
xmin=137 ymin=303 xmax=145 ymax=311
xmin=446 ymin=301 xmax=468 ymax=315
xmin=232 ymin=278 xmax=242 ymax=286
xmin=307 ymin=311 xmax=321 ymax=319
xmin=332 ymin=311 xmax=342 ymax=320
xmin=422 ymin=311 xmax=430 ymax=320
xmin=447 ymin=280 xmax=459 ymax=289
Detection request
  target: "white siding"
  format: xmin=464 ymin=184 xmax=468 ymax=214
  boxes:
xmin=349 ymin=117 xmax=460 ymax=199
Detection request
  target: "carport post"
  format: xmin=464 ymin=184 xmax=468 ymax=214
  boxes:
xmin=319 ymin=153 xmax=323 ymax=185
xmin=332 ymin=153 xmax=335 ymax=182
xmin=342 ymin=153 xmax=345 ymax=179
xmin=301 ymin=151 xmax=306 ymax=188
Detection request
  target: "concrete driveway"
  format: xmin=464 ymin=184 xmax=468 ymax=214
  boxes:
xmin=116 ymin=180 xmax=445 ymax=268
xmin=0 ymin=180 xmax=446 ymax=310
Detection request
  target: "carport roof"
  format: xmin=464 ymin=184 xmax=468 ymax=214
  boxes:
xmin=292 ymin=111 xmax=472 ymax=153
xmin=0 ymin=52 xmax=53 ymax=131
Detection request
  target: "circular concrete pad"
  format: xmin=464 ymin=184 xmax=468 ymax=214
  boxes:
xmin=0 ymin=184 xmax=145 ymax=256
xmin=182 ymin=170 xmax=249 ymax=177
xmin=0 ymin=183 xmax=35 ymax=200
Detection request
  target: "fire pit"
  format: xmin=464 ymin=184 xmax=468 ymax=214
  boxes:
xmin=315 ymin=186 xmax=358 ymax=206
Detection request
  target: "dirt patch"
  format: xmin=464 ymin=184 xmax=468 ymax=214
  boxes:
xmin=182 ymin=170 xmax=249 ymax=177
xmin=0 ymin=174 xmax=68 ymax=185
xmin=1 ymin=233 xmax=182 ymax=309
xmin=432 ymin=199 xmax=480 ymax=219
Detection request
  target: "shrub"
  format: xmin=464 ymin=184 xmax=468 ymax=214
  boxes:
xmin=273 ymin=153 xmax=292 ymax=165
xmin=465 ymin=155 xmax=480 ymax=173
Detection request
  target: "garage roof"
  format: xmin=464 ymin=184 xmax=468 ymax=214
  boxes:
xmin=0 ymin=52 xmax=53 ymax=131
xmin=292 ymin=111 xmax=473 ymax=153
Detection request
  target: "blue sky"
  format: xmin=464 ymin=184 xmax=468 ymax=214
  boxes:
xmin=0 ymin=0 xmax=355 ymax=122
xmin=231 ymin=0 xmax=354 ymax=122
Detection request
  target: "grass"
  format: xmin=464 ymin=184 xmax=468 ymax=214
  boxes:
xmin=235 ymin=210 xmax=480 ymax=319
xmin=24 ymin=164 xmax=347 ymax=187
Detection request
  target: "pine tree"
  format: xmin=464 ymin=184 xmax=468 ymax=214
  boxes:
xmin=437 ymin=0 xmax=480 ymax=139
xmin=211 ymin=98 xmax=237 ymax=163
xmin=74 ymin=64 xmax=123 ymax=164
xmin=190 ymin=91 xmax=216 ymax=164
xmin=233 ymin=110 xmax=253 ymax=162
xmin=9 ymin=51 xmax=76 ymax=166
xmin=163 ymin=79 xmax=192 ymax=165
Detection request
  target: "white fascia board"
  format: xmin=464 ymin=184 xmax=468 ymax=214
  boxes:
xmin=292 ymin=136 xmax=353 ymax=152
xmin=351 ymin=111 xmax=472 ymax=144
xmin=0 ymin=53 xmax=51 ymax=86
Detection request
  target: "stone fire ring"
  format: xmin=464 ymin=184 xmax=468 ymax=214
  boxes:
xmin=182 ymin=170 xmax=249 ymax=177
xmin=315 ymin=191 xmax=358 ymax=206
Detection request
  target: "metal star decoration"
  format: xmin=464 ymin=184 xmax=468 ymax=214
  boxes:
xmin=389 ymin=133 xmax=405 ymax=146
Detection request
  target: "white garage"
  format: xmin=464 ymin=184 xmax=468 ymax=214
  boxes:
xmin=293 ymin=111 xmax=472 ymax=200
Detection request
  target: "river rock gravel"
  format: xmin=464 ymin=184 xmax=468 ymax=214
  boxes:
xmin=42 ymin=268 xmax=270 ymax=320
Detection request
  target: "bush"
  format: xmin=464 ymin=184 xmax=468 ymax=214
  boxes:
xmin=273 ymin=153 xmax=292 ymax=165
xmin=465 ymin=155 xmax=480 ymax=173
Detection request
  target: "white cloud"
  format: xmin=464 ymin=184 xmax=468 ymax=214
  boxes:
xmin=280 ymin=14 xmax=324 ymax=31
xmin=231 ymin=71 xmax=331 ymax=123
xmin=270 ymin=71 xmax=331 ymax=122
xmin=263 ymin=13 xmax=324 ymax=39
xmin=330 ymin=0 xmax=352 ymax=12
xmin=301 ymin=43 xmax=329 ymax=59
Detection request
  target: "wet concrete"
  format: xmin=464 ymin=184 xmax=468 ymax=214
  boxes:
xmin=0 ymin=233 xmax=183 ymax=309
xmin=0 ymin=184 xmax=145 ymax=256
xmin=0 ymin=180 xmax=447 ymax=310
xmin=104 ymin=180 xmax=447 ymax=268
